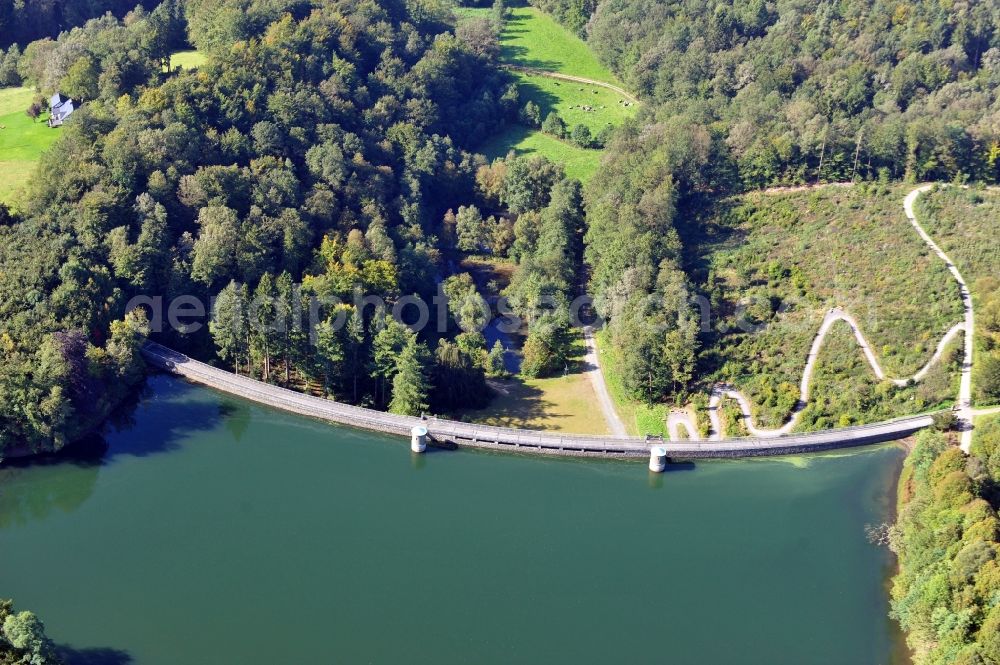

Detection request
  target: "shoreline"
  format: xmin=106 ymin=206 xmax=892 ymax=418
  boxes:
xmin=141 ymin=342 xmax=938 ymax=461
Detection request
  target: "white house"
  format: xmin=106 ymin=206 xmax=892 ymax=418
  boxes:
xmin=48 ymin=93 xmax=76 ymax=127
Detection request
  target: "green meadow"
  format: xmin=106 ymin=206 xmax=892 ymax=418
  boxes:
xmin=460 ymin=6 xmax=637 ymax=184
xmin=499 ymin=7 xmax=620 ymax=83
xmin=0 ymin=86 xmax=61 ymax=207
xmin=512 ymin=70 xmax=636 ymax=133
xmin=170 ymin=49 xmax=207 ymax=70
xmin=479 ymin=123 xmax=604 ymax=183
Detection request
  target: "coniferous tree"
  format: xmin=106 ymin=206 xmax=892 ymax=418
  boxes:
xmin=372 ymin=318 xmax=411 ymax=408
xmin=345 ymin=307 xmax=366 ymax=403
xmin=486 ymin=339 xmax=507 ymax=377
xmin=312 ymin=318 xmax=344 ymax=397
xmin=389 ymin=337 xmax=430 ymax=416
xmin=251 ymin=273 xmax=277 ymax=380
xmin=211 ymin=280 xmax=248 ymax=374
xmin=275 ymin=271 xmax=296 ymax=384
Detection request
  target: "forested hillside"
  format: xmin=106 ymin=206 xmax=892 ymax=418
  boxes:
xmin=0 ymin=0 xmax=520 ymax=454
xmin=579 ymin=0 xmax=999 ymax=430
xmin=892 ymin=426 xmax=1000 ymax=665
xmin=0 ymin=0 xmax=164 ymax=49
xmin=546 ymin=0 xmax=1000 ymax=187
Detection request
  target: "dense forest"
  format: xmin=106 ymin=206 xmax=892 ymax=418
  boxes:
xmin=538 ymin=0 xmax=1000 ymax=187
xmin=0 ymin=0 xmax=164 ymax=49
xmin=892 ymin=426 xmax=1000 ymax=665
xmin=0 ymin=0 xmax=530 ymax=453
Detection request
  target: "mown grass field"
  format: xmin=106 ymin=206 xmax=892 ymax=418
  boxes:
xmin=479 ymin=123 xmax=603 ymax=182
xmin=0 ymin=86 xmax=60 ymax=207
xmin=459 ymin=6 xmax=635 ymax=184
xmin=499 ymin=7 xmax=620 ymax=83
xmin=170 ymin=49 xmax=207 ymax=69
xmin=511 ymin=70 xmax=635 ymax=132
xmin=691 ymin=183 xmax=966 ymax=430
xmin=466 ymin=332 xmax=611 ymax=434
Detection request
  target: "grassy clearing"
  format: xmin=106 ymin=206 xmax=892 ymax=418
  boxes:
xmin=461 ymin=7 xmax=632 ymax=183
xmin=499 ymin=7 xmax=620 ymax=83
xmin=170 ymin=50 xmax=207 ymax=70
xmin=479 ymin=123 xmax=602 ymax=182
xmin=690 ymin=183 xmax=965 ymax=429
xmin=594 ymin=329 xmax=668 ymax=437
xmin=466 ymin=332 xmax=610 ymax=434
xmin=0 ymin=86 xmax=60 ymax=207
xmin=511 ymin=71 xmax=636 ymax=133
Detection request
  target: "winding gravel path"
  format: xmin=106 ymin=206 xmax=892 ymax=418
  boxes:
xmin=903 ymin=185 xmax=975 ymax=452
xmin=671 ymin=185 xmax=976 ymax=449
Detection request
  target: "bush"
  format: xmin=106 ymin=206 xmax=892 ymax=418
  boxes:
xmin=519 ymin=100 xmax=541 ymax=128
xmin=933 ymin=411 xmax=958 ymax=431
xmin=570 ymin=123 xmax=592 ymax=147
xmin=541 ymin=111 xmax=565 ymax=138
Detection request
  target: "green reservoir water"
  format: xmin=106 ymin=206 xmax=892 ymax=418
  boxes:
xmin=0 ymin=376 xmax=907 ymax=664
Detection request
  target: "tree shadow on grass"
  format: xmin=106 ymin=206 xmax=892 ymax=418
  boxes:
xmin=507 ymin=74 xmax=563 ymax=118
xmin=469 ymin=379 xmax=554 ymax=429
xmin=55 ymin=645 xmax=133 ymax=665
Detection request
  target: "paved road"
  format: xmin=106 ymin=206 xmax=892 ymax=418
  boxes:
xmin=582 ymin=326 xmax=628 ymax=437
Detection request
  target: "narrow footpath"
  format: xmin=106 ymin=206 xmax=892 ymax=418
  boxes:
xmin=903 ymin=185 xmax=975 ymax=452
xmin=582 ymin=326 xmax=628 ymax=437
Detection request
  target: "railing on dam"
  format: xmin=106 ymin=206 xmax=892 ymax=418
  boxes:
xmin=142 ymin=342 xmax=935 ymax=459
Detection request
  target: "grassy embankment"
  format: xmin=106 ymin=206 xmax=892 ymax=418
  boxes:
xmin=915 ymin=185 xmax=1000 ymax=407
xmin=469 ymin=332 xmax=610 ymax=434
xmin=461 ymin=6 xmax=637 ymax=183
xmin=0 ymin=86 xmax=60 ymax=207
xmin=694 ymin=183 xmax=965 ymax=432
xmin=602 ymin=184 xmax=969 ymax=438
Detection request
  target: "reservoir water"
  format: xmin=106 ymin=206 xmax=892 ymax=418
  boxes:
xmin=0 ymin=375 xmax=907 ymax=664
